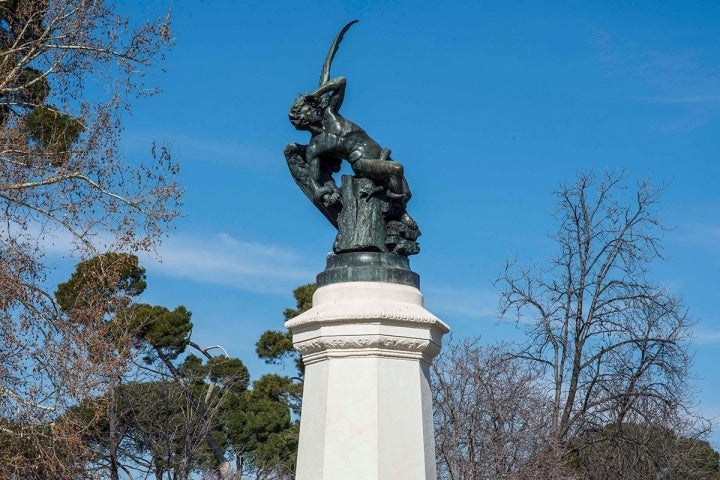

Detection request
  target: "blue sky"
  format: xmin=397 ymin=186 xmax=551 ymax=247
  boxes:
xmin=69 ymin=0 xmax=720 ymax=446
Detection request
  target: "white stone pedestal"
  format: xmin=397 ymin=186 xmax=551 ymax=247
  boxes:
xmin=286 ymin=281 xmax=449 ymax=480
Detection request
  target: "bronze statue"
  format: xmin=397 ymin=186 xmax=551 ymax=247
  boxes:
xmin=285 ymin=21 xmax=420 ymax=256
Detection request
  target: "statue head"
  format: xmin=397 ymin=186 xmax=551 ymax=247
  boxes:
xmin=289 ymin=94 xmax=326 ymax=131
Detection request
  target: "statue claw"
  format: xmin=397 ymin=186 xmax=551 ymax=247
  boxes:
xmin=386 ymin=191 xmax=409 ymax=202
xmin=322 ymin=191 xmax=341 ymax=207
xmin=400 ymin=212 xmax=417 ymax=230
xmin=365 ymin=185 xmax=385 ymax=200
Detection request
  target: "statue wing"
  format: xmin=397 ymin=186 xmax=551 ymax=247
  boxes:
xmin=284 ymin=143 xmax=342 ymax=229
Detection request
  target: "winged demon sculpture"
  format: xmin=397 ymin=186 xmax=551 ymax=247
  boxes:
xmin=285 ymin=21 xmax=420 ymax=256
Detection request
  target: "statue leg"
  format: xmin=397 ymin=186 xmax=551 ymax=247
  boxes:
xmin=353 ymin=158 xmax=405 ymax=196
xmin=357 ymin=158 xmax=403 ymax=177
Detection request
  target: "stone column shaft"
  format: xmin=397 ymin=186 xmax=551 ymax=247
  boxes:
xmin=286 ymin=281 xmax=449 ymax=480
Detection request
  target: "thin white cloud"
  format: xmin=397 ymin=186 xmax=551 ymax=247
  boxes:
xmin=139 ymin=232 xmax=317 ymax=295
xmin=589 ymin=31 xmax=720 ymax=130
xmin=422 ymin=285 xmax=498 ymax=321
xmin=35 ymin=225 xmax=317 ymax=295
xmin=121 ymin=130 xmax=279 ymax=169
xmin=694 ymin=330 xmax=720 ymax=344
xmin=672 ymin=222 xmax=720 ymax=252
xmin=172 ymin=135 xmax=278 ymax=169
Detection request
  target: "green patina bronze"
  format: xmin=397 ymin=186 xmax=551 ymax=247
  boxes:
xmin=285 ymin=21 xmax=420 ymax=257
xmin=316 ymin=252 xmax=420 ymax=288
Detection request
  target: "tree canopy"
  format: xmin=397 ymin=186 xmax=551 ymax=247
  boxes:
xmin=430 ymin=171 xmax=716 ymax=479
xmin=38 ymin=254 xmax=307 ymax=479
xmin=0 ymin=3 xmax=179 ymax=474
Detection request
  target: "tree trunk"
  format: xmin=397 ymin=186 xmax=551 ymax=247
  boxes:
xmin=155 ymin=348 xmax=233 ymax=480
xmin=109 ymin=383 xmax=120 ymax=480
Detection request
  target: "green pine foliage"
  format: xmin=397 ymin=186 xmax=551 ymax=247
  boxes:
xmin=129 ymin=304 xmax=193 ymax=360
xmin=23 ymin=106 xmax=85 ymax=154
xmin=54 ymin=254 xmax=304 ymax=477
xmin=55 ymin=252 xmax=147 ymax=314
xmin=1 ymin=1 xmax=85 ymax=161
xmin=17 ymin=68 xmax=50 ymax=104
xmin=282 ymin=283 xmax=316 ymax=320
xmin=255 ymin=329 xmax=295 ymax=364
xmin=256 ymin=282 xmax=315 ymax=375
xmin=224 ymin=374 xmax=299 ymax=476
xmin=206 ymin=356 xmax=250 ymax=392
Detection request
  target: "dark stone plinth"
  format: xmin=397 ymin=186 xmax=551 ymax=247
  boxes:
xmin=316 ymin=251 xmax=419 ymax=288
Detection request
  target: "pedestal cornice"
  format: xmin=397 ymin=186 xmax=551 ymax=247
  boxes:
xmin=286 ymin=281 xmax=449 ymax=365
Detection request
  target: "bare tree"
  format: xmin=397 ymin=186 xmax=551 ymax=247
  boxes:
xmin=0 ymin=1 xmax=178 ymax=476
xmin=498 ymin=172 xmax=705 ymax=476
xmin=432 ymin=338 xmax=556 ymax=480
xmin=565 ymin=420 xmax=720 ymax=479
